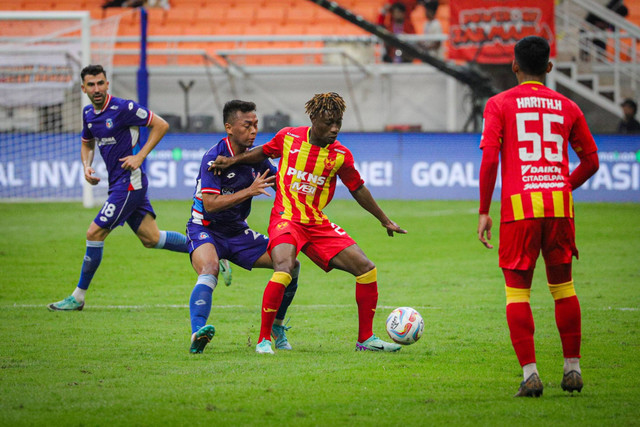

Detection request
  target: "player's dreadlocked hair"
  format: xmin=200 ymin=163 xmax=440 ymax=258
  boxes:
xmin=304 ymin=92 xmax=346 ymax=119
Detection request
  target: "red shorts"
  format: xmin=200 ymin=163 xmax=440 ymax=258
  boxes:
xmin=267 ymin=217 xmax=356 ymax=272
xmin=499 ymin=218 xmax=578 ymax=270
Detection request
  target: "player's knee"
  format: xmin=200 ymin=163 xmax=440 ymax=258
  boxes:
xmin=354 ymin=260 xmax=375 ymax=278
xmin=548 ymin=280 xmax=576 ymax=300
xmin=141 ymin=237 xmax=157 ymax=249
xmin=196 ymin=263 xmax=219 ymax=277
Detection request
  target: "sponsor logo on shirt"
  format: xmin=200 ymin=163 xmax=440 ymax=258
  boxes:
xmin=221 ymin=187 xmax=234 ymax=195
xmin=290 ymin=182 xmax=317 ymax=195
xmin=136 ymin=108 xmax=148 ymax=119
xmin=106 ymin=119 xmax=113 ymax=129
xmin=97 ymin=137 xmax=117 ymax=146
xmin=110 ymin=105 xmax=119 ymax=110
xmin=88 ymin=123 xmax=92 ymax=129
xmin=289 ymin=149 xmax=301 ymax=154
xmin=286 ymin=132 xmax=300 ymax=138
xmin=285 ymin=166 xmax=326 ymax=185
xmin=521 ymin=165 xmax=566 ymax=190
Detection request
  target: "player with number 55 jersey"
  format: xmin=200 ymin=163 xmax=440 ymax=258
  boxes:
xmin=477 ymin=36 xmax=599 ymax=398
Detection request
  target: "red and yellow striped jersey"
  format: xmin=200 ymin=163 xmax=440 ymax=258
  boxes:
xmin=262 ymin=126 xmax=364 ymax=225
xmin=480 ymin=82 xmax=598 ymax=222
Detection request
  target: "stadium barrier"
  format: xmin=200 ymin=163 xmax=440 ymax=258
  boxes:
xmin=1 ymin=133 xmax=638 ymax=203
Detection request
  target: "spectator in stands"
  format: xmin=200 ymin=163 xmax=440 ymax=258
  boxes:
xmin=102 ymin=0 xmax=144 ymax=8
xmin=419 ymin=1 xmax=444 ymax=59
xmin=617 ymin=99 xmax=640 ymax=134
xmin=581 ymin=0 xmax=629 ymax=61
xmin=379 ymin=2 xmax=416 ymax=63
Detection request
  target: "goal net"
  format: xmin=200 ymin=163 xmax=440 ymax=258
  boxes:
xmin=0 ymin=11 xmax=122 ymax=206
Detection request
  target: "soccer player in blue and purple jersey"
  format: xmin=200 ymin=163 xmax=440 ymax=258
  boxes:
xmin=187 ymin=100 xmax=300 ymax=354
xmin=46 ymin=64 xmax=233 ymax=311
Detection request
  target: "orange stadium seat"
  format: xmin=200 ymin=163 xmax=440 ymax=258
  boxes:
xmin=54 ymin=0 xmax=88 ymax=10
xmin=154 ymin=22 xmax=185 ymax=35
xmin=0 ymin=3 xmax=25 ymax=10
xmin=21 ymin=0 xmax=55 ymax=10
xmin=316 ymin=8 xmax=343 ymax=25
xmin=225 ymin=5 xmax=256 ymax=24
xmin=273 ymin=23 xmax=308 ymax=35
xmin=243 ymin=22 xmax=276 ymax=35
xmin=146 ymin=7 xmax=167 ymax=26
xmin=196 ymin=7 xmax=227 ymax=26
xmin=168 ymin=6 xmax=198 ymax=25
xmin=287 ymin=6 xmax=317 ymax=24
xmin=255 ymin=6 xmax=287 ymax=26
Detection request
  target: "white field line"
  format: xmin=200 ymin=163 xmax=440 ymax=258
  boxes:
xmin=2 ymin=304 xmax=638 ymax=311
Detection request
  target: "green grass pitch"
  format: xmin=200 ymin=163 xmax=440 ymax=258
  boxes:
xmin=1 ymin=199 xmax=639 ymax=426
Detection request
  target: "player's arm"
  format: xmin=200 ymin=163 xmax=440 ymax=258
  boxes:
xmin=120 ymin=113 xmax=169 ymax=171
xmin=202 ymin=170 xmax=275 ymax=213
xmin=477 ymin=145 xmax=499 ymax=249
xmin=350 ymin=184 xmax=407 ymax=237
xmin=567 ymin=114 xmax=599 ymax=190
xmin=477 ymin=98 xmax=502 ymax=249
xmin=209 ymin=146 xmax=269 ymax=174
xmin=81 ymin=138 xmax=100 ymax=185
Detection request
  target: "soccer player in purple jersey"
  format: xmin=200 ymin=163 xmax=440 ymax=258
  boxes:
xmin=47 ymin=64 xmax=231 ymax=311
xmin=187 ymin=100 xmax=300 ymax=354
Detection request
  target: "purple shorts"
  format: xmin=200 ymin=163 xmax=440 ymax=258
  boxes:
xmin=186 ymin=222 xmax=268 ymax=270
xmin=93 ymin=188 xmax=156 ymax=232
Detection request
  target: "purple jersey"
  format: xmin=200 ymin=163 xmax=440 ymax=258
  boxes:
xmin=81 ymin=94 xmax=154 ymax=191
xmin=189 ymin=137 xmax=277 ymax=235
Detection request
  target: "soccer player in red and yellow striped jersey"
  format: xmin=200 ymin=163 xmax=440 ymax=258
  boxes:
xmin=478 ymin=36 xmax=599 ymax=397
xmin=211 ymin=92 xmax=407 ymax=354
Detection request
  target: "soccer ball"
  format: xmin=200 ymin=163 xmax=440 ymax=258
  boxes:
xmin=385 ymin=307 xmax=424 ymax=345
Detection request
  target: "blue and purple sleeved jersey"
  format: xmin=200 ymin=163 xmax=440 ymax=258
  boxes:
xmin=81 ymin=94 xmax=154 ymax=191
xmin=189 ymin=138 xmax=277 ymax=236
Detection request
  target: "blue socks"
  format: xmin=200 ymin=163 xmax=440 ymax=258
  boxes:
xmin=155 ymin=230 xmax=188 ymax=253
xmin=77 ymin=240 xmax=104 ymax=290
xmin=276 ymin=264 xmax=299 ymax=321
xmin=189 ymin=274 xmax=217 ymax=334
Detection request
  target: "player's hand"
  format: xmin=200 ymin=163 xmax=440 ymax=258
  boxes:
xmin=247 ymin=170 xmax=275 ymax=197
xmin=382 ymin=220 xmax=407 ymax=237
xmin=84 ymin=166 xmax=100 ymax=186
xmin=119 ymin=154 xmax=143 ymax=171
xmin=208 ymin=155 xmax=233 ymax=175
xmin=478 ymin=213 xmax=493 ymax=249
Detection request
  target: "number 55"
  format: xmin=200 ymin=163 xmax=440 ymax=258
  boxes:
xmin=516 ymin=112 xmax=564 ymax=162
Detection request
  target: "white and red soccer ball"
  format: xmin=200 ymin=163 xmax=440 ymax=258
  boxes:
xmin=385 ymin=307 xmax=424 ymax=345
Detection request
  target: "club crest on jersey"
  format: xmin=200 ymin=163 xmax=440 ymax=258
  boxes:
xmin=324 ymin=157 xmax=336 ymax=170
xmin=105 ymin=119 xmax=113 ymax=128
xmin=198 ymin=232 xmax=209 ymax=240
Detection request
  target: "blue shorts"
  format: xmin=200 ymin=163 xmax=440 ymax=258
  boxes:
xmin=94 ymin=188 xmax=156 ymax=232
xmin=186 ymin=222 xmax=268 ymax=270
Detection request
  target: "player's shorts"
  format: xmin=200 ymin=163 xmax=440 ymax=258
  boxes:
xmin=267 ymin=218 xmax=356 ymax=272
xmin=186 ymin=222 xmax=268 ymax=270
xmin=93 ymin=187 xmax=156 ymax=232
xmin=499 ymin=217 xmax=578 ymax=270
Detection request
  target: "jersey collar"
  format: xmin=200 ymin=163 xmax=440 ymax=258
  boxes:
xmin=520 ymin=81 xmax=544 ymax=86
xmin=224 ymin=137 xmax=236 ymax=157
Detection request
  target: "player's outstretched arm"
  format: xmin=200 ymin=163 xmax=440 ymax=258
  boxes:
xmin=81 ymin=139 xmax=100 ymax=185
xmin=203 ymin=170 xmax=275 ymax=212
xmin=120 ymin=113 xmax=169 ymax=171
xmin=349 ymin=185 xmax=407 ymax=237
xmin=208 ymin=146 xmax=269 ymax=175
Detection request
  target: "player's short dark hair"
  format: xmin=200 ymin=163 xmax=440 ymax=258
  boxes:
xmin=390 ymin=2 xmax=406 ymax=13
xmin=81 ymin=64 xmax=106 ymax=81
xmin=514 ymin=36 xmax=550 ymax=76
xmin=223 ymin=100 xmax=256 ymax=124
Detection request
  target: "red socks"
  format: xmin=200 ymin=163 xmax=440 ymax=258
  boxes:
xmin=355 ymin=268 xmax=378 ymax=343
xmin=258 ymin=272 xmax=291 ymax=343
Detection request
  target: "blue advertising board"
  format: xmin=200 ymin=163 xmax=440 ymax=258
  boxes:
xmin=1 ymin=132 xmax=639 ymax=202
